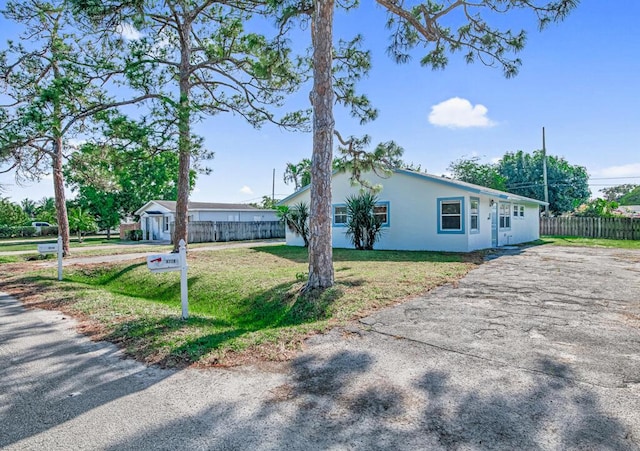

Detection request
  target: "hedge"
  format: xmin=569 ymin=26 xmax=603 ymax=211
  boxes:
xmin=0 ymin=226 xmax=37 ymax=238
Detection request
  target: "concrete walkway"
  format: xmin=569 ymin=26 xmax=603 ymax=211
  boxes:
xmin=1 ymin=245 xmax=639 ymax=450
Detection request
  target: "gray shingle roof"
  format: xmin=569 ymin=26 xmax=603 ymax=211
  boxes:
xmin=153 ymin=200 xmax=261 ymax=211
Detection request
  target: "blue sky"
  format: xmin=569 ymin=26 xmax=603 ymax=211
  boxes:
xmin=1 ymin=0 xmax=639 ymax=205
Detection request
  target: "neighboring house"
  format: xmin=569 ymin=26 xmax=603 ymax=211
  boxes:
xmin=135 ymin=200 xmax=279 ymax=241
xmin=614 ymin=205 xmax=640 ymax=218
xmin=279 ymin=169 xmax=547 ymax=252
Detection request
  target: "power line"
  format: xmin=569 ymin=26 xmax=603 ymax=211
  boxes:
xmin=588 ymin=176 xmax=640 ymax=180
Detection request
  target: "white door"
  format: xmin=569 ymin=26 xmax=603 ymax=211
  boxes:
xmin=491 ymin=203 xmax=498 ymax=247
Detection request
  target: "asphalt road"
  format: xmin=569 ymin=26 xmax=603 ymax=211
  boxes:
xmin=1 ymin=245 xmax=639 ymax=450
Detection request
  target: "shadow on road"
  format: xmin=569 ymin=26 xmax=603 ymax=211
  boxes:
xmin=0 ymin=294 xmax=174 ymax=448
xmin=97 ymin=350 xmax=634 ymax=450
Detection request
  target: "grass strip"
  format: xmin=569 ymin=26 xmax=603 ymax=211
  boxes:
xmin=539 ymin=236 xmax=640 ymax=249
xmin=0 ymin=245 xmax=477 ymax=367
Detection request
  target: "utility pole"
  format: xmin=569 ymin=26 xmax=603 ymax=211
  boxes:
xmin=272 ymin=168 xmax=275 ymax=204
xmin=542 ymin=127 xmax=550 ymax=217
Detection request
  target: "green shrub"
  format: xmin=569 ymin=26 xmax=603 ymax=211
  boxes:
xmin=40 ymin=226 xmax=59 ymax=236
xmin=0 ymin=226 xmax=37 ymax=238
xmin=128 ymin=229 xmax=143 ymax=241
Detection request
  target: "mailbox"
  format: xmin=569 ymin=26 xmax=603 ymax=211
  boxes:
xmin=147 ymin=254 xmax=182 ymax=273
xmin=38 ymin=243 xmax=59 ymax=254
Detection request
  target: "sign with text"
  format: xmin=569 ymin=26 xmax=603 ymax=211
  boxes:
xmin=146 ymin=240 xmax=189 ymax=319
xmin=37 ymin=236 xmax=63 ymax=281
xmin=37 ymin=243 xmax=59 ymax=254
xmin=147 ymin=254 xmax=181 ymax=273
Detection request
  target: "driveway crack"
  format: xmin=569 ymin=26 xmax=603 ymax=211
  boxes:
xmin=365 ymin=325 xmax=623 ymax=390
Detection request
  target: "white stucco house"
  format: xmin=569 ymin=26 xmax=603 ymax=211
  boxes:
xmin=135 ymin=200 xmax=279 ymax=241
xmin=280 ymin=169 xmax=547 ymax=252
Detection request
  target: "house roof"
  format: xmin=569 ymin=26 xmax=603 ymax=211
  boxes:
xmin=135 ymin=200 xmax=268 ymax=216
xmin=278 ymin=169 xmax=549 ymax=206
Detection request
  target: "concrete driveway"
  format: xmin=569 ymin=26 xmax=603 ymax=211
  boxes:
xmin=1 ymin=245 xmax=639 ymax=450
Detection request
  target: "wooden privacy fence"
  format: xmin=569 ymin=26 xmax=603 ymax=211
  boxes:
xmin=171 ymin=221 xmax=285 ymax=244
xmin=540 ymin=217 xmax=640 ymax=240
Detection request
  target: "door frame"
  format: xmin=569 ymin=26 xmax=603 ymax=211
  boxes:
xmin=490 ymin=202 xmax=499 ymax=247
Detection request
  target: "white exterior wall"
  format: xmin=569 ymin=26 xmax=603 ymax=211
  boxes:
xmin=494 ymin=202 xmax=541 ymax=246
xmin=139 ymin=204 xmax=172 ymax=241
xmin=284 ymin=171 xmax=542 ymax=252
xmin=467 ymin=197 xmax=494 ymax=251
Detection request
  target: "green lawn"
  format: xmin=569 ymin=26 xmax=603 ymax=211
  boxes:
xmin=540 ymin=236 xmax=640 ymax=249
xmin=0 ymin=245 xmax=477 ymax=367
xmin=0 ymin=236 xmax=126 ymax=252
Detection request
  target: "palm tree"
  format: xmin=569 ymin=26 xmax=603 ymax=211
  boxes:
xmin=21 ymin=198 xmax=36 ymax=218
xmin=283 ymin=159 xmax=312 ymax=191
xmin=277 ymin=202 xmax=309 ymax=247
xmin=35 ymin=197 xmax=57 ymax=223
xmin=345 ymin=193 xmax=383 ymax=250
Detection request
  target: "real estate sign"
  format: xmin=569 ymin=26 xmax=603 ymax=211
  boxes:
xmin=37 ymin=236 xmax=63 ymax=281
xmin=146 ymin=240 xmax=189 ymax=319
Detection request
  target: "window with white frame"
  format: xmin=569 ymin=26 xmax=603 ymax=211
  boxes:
xmin=373 ymin=204 xmax=389 ymax=225
xmin=333 ymin=205 xmax=347 ymax=225
xmin=519 ymin=205 xmax=525 ymax=218
xmin=440 ymin=199 xmax=463 ymax=232
xmin=513 ymin=205 xmax=519 ymax=218
xmin=499 ymin=203 xmax=511 ymax=229
xmin=333 ymin=203 xmax=389 ymax=227
xmin=470 ymin=198 xmax=479 ymax=232
xmin=163 ymin=216 xmax=170 ymax=232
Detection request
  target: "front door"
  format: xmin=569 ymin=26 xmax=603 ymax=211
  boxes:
xmin=145 ymin=217 xmax=152 ymax=241
xmin=491 ymin=203 xmax=498 ymax=247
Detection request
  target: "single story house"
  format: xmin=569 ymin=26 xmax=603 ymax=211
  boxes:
xmin=135 ymin=200 xmax=279 ymax=241
xmin=279 ymin=169 xmax=547 ymax=252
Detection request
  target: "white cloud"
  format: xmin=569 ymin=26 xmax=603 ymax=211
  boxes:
xmin=66 ymin=138 xmax=87 ymax=150
xmin=116 ymin=23 xmax=143 ymax=41
xmin=490 ymin=156 xmax=502 ymax=164
xmin=595 ymin=163 xmax=640 ymax=178
xmin=240 ymin=185 xmax=253 ymax=195
xmin=428 ymin=97 xmax=496 ymax=129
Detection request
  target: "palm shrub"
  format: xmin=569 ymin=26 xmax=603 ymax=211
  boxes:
xmin=345 ymin=192 xmax=383 ymax=250
xmin=277 ymin=202 xmax=310 ymax=247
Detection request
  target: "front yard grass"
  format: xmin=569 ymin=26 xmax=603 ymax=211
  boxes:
xmin=0 ymin=245 xmax=478 ymax=367
xmin=540 ymin=236 xmax=640 ymax=249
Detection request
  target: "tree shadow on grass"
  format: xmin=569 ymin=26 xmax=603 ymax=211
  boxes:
xmin=90 ymin=261 xmax=147 ymax=284
xmin=252 ymin=245 xmax=470 ymax=264
xmin=104 ymin=314 xmax=247 ymax=367
xmin=94 ymin=280 xmax=347 ymax=367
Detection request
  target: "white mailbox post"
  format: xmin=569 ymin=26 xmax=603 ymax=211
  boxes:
xmin=147 ymin=239 xmax=189 ymax=319
xmin=38 ymin=236 xmax=63 ymax=281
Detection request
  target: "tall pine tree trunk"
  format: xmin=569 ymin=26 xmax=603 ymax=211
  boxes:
xmin=173 ymin=15 xmax=192 ymax=252
xmin=50 ymin=18 xmax=70 ymax=256
xmin=306 ymin=0 xmax=335 ymax=290
xmin=52 ymin=138 xmax=70 ymax=256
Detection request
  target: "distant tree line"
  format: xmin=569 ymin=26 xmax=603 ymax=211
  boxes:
xmin=448 ymin=151 xmax=590 ymax=215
